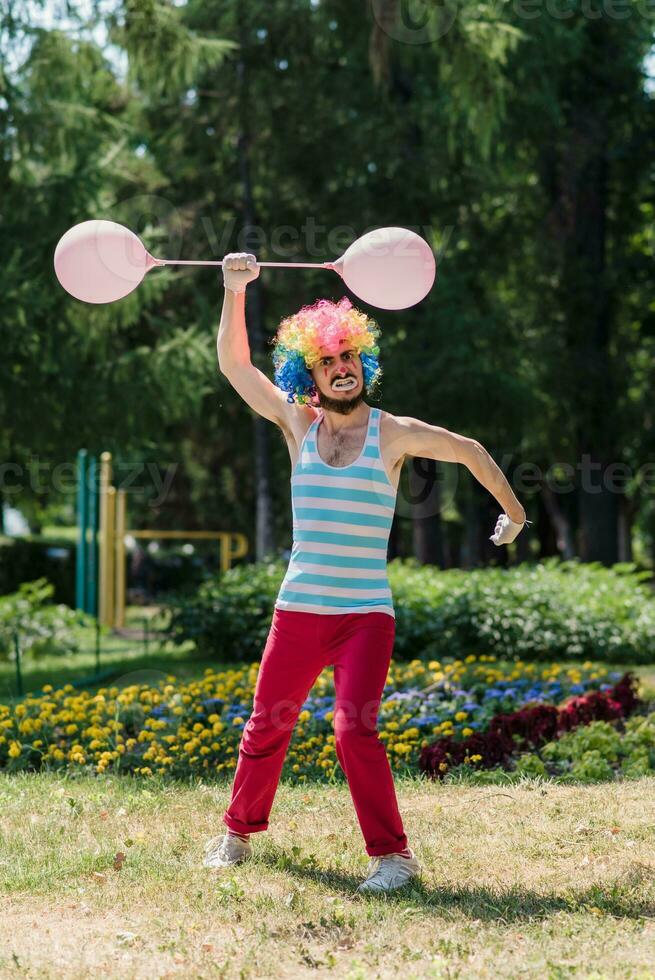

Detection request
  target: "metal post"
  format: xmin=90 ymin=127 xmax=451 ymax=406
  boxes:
xmin=86 ymin=456 xmax=99 ymax=617
xmin=95 ymin=615 xmax=101 ymax=675
xmin=98 ymin=453 xmax=112 ymax=626
xmin=220 ymin=532 xmax=249 ymax=573
xmin=13 ymin=633 xmax=23 ymax=698
xmin=106 ymin=487 xmax=116 ymax=628
xmin=75 ymin=450 xmax=88 ymax=612
xmin=114 ymin=489 xmax=126 ymax=628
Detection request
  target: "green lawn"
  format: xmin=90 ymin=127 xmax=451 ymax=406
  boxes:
xmin=3 ymin=604 xmax=655 ymax=976
xmin=1 ymin=771 xmax=654 ymax=978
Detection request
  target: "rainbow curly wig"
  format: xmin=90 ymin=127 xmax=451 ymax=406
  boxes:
xmin=270 ymin=297 xmax=383 ymax=405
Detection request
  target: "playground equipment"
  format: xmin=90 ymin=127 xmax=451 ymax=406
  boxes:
xmin=76 ymin=450 xmax=248 ymax=627
xmin=54 ymin=221 xmax=437 ymax=311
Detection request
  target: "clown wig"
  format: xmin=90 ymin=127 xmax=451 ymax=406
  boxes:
xmin=270 ymin=297 xmax=383 ymax=405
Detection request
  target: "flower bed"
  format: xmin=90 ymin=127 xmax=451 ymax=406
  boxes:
xmin=0 ymin=655 xmax=633 ymax=782
xmin=418 ymin=672 xmax=642 ymax=779
xmin=518 ymin=714 xmax=655 ymax=782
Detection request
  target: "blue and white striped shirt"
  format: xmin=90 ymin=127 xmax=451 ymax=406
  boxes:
xmin=275 ymin=406 xmax=397 ymax=618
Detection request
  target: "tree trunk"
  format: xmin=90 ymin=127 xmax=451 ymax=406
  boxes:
xmin=237 ymin=17 xmax=274 ymax=560
xmin=462 ymin=493 xmax=497 ymax=568
xmin=617 ymin=494 xmax=633 ymax=563
xmin=536 ymin=493 xmax=559 ymax=557
xmin=553 ymin=86 xmax=619 ymax=563
xmin=388 ymin=510 xmax=402 ymax=561
xmin=541 ymin=484 xmax=576 ymax=559
xmin=408 ymin=457 xmax=444 ymax=566
xmin=577 ymin=456 xmax=620 ymax=565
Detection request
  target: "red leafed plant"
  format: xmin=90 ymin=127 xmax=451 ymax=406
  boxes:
xmin=418 ymin=672 xmax=642 ymax=779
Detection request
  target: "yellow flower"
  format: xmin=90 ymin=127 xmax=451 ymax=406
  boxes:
xmin=298 ymin=710 xmax=311 ymax=723
xmin=455 ymin=712 xmax=467 ymax=722
xmin=8 ymin=741 xmax=21 ymax=758
xmin=462 ymin=727 xmax=474 ymax=737
xmin=471 ymin=754 xmax=482 ymax=762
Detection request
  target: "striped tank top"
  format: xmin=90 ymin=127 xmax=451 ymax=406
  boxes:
xmin=275 ymin=405 xmax=397 ymax=618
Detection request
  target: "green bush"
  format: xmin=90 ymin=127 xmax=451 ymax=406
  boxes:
xmin=164 ymin=556 xmax=655 ymax=664
xmin=524 ymin=714 xmax=655 ymax=783
xmin=514 ymin=753 xmax=548 ymax=778
xmin=389 ymin=557 xmax=655 ymax=663
xmin=0 ymin=579 xmax=89 ymax=660
xmin=165 ymin=561 xmax=284 ymax=661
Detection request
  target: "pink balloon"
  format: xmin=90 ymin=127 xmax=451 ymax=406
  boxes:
xmin=333 ymin=226 xmax=436 ymax=310
xmin=54 ymin=220 xmax=159 ymax=304
xmin=54 ymin=221 xmax=436 ymax=311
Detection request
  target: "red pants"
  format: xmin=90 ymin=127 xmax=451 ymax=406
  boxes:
xmin=223 ymin=608 xmax=409 ymax=856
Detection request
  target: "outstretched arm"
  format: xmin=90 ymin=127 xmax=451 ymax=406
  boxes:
xmin=217 ymin=254 xmax=296 ymax=428
xmin=393 ymin=416 xmax=527 ymax=526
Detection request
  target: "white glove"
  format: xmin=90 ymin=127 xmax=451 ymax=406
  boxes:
xmin=222 ymin=252 xmax=260 ymax=294
xmin=489 ymin=513 xmax=532 ymax=546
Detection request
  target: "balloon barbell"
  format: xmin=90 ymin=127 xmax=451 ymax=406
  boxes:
xmin=54 ymin=220 xmax=436 ymax=311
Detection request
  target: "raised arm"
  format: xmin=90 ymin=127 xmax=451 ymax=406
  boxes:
xmin=393 ymin=416 xmax=527 ymax=526
xmin=217 ymin=253 xmax=294 ymax=428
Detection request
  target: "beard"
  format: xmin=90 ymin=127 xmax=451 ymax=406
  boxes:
xmin=316 ymin=386 xmax=365 ymax=415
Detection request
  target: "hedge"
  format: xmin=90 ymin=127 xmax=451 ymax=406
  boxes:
xmin=165 ymin=556 xmax=655 ymax=664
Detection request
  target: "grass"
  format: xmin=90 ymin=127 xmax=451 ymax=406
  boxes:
xmin=3 ymin=613 xmax=655 ymax=976
xmin=1 ymin=770 xmax=654 ymax=978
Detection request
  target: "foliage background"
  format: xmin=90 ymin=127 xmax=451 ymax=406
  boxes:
xmin=2 ymin=0 xmax=654 ymax=573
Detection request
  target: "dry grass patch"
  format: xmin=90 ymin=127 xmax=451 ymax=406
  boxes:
xmin=1 ymin=772 xmax=654 ymax=978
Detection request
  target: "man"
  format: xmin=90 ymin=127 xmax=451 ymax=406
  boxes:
xmin=204 ymin=252 xmax=528 ymax=893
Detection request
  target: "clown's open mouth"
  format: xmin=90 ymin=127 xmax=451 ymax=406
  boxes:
xmin=331 ymin=377 xmax=357 ymax=391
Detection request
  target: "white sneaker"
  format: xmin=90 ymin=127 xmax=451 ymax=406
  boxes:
xmin=356 ymin=848 xmax=422 ymax=894
xmin=203 ymin=832 xmax=252 ymax=869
